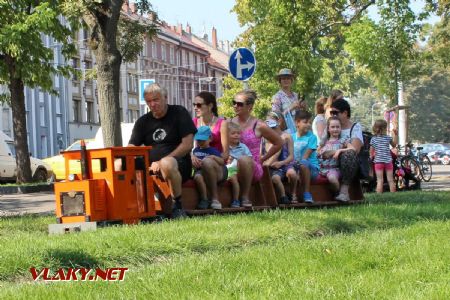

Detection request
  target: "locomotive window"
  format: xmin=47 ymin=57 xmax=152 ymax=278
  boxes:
xmin=91 ymin=157 xmax=107 ymax=172
xmin=114 ymin=156 xmax=127 ymax=171
xmin=134 ymin=155 xmax=146 ymax=171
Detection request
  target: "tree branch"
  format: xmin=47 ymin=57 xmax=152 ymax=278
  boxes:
xmin=307 ymin=0 xmax=375 ymax=43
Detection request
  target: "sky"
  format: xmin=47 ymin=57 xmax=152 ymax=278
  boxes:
xmin=147 ymin=0 xmax=440 ymax=43
xmin=149 ymin=0 xmax=243 ymax=43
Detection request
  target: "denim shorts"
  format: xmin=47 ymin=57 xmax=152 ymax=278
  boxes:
xmin=298 ymin=159 xmax=319 ymax=179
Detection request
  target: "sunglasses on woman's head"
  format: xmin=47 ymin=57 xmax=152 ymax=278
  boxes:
xmin=232 ymin=100 xmax=246 ymax=107
xmin=193 ymin=103 xmax=204 ymax=108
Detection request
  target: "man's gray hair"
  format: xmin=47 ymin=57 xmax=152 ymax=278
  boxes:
xmin=144 ymin=83 xmax=167 ymax=98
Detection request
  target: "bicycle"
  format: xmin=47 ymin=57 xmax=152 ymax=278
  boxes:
xmin=398 ymin=143 xmax=433 ymax=182
xmin=392 ymin=148 xmax=421 ymax=191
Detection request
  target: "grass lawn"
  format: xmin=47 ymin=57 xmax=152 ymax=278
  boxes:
xmin=0 ymin=191 xmax=449 ymax=299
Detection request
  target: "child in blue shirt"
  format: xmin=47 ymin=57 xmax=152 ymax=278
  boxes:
xmin=192 ymin=126 xmax=224 ymax=210
xmin=292 ymin=110 xmax=319 ymax=203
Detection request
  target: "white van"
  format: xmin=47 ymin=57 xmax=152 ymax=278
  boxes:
xmin=0 ymin=131 xmax=53 ymax=183
xmin=93 ymin=122 xmax=135 ymax=147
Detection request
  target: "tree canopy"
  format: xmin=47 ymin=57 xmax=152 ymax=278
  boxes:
xmin=0 ymin=1 xmax=75 ymax=182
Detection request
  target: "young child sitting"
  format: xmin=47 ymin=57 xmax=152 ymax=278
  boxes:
xmin=226 ymin=122 xmax=252 ymax=208
xmin=318 ymin=116 xmax=355 ymax=196
xmin=264 ymin=112 xmax=298 ymax=204
xmin=192 ymin=126 xmax=225 ymax=209
xmin=292 ymin=110 xmax=320 ymax=203
xmin=370 ymin=119 xmax=398 ymax=193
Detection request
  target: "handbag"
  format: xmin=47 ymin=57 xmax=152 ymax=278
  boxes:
xmin=350 ymin=123 xmax=374 ymax=181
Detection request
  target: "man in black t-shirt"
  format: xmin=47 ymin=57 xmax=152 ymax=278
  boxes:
xmin=128 ymin=83 xmax=197 ymax=218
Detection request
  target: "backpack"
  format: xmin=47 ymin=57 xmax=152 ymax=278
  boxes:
xmin=350 ymin=123 xmax=374 ymax=181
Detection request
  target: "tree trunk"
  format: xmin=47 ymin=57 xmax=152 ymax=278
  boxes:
xmin=6 ymin=55 xmax=33 ymax=183
xmin=84 ymin=0 xmax=123 ymax=147
xmin=95 ymin=44 xmax=122 ymax=147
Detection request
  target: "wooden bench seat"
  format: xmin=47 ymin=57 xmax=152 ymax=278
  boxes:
xmin=281 ymin=174 xmax=363 ymax=206
xmin=151 ymin=167 xmax=364 ymax=215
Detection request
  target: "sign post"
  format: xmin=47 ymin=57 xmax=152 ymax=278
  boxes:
xmin=139 ymin=79 xmax=155 ymax=115
xmin=228 ymin=48 xmax=256 ymax=87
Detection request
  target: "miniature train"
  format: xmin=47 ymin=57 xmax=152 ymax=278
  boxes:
xmin=49 ymin=144 xmax=363 ymax=233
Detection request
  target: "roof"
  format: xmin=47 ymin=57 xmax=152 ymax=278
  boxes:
xmin=207 ymin=56 xmax=228 ymax=73
xmin=161 ymin=24 xmax=209 ymax=56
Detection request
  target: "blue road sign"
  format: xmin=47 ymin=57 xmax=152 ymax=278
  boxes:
xmin=228 ymin=48 xmax=256 ymax=81
xmin=139 ymin=79 xmax=155 ymax=104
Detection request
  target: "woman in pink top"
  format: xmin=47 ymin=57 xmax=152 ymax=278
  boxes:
xmin=231 ymin=90 xmax=283 ymax=207
xmin=192 ymin=92 xmax=229 ymax=209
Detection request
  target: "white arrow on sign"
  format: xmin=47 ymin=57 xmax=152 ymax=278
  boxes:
xmin=234 ymin=50 xmax=254 ymax=79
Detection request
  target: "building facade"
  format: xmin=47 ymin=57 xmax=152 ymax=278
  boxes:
xmin=0 ymin=9 xmax=230 ymax=159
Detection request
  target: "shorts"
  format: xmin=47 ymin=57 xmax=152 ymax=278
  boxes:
xmin=270 ymin=163 xmax=295 ymax=179
xmin=177 ymin=158 xmax=192 ymax=182
xmin=374 ymin=162 xmax=393 ymax=172
xmin=319 ymin=168 xmax=341 ymax=178
xmin=134 ymin=156 xmax=192 ymax=183
xmin=227 ymin=165 xmax=238 ymax=179
xmin=195 ymin=165 xmax=228 ymax=182
xmin=298 ymin=159 xmax=319 ymax=179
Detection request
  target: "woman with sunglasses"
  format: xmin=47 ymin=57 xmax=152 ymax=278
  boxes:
xmin=329 ymin=99 xmax=364 ymax=202
xmin=231 ymin=90 xmax=283 ymax=207
xmin=192 ymin=92 xmax=229 ymax=209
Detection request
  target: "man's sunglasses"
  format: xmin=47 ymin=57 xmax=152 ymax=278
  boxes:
xmin=330 ymin=110 xmax=340 ymax=116
xmin=232 ymin=100 xmax=247 ymax=107
xmin=193 ymin=103 xmax=205 ymax=108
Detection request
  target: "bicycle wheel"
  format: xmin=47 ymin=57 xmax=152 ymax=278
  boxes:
xmin=401 ymin=157 xmax=421 ymax=183
xmin=420 ymin=155 xmax=433 ymax=182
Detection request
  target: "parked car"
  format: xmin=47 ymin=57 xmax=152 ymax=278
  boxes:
xmin=435 ymin=150 xmax=450 ymax=165
xmin=426 ymin=151 xmax=441 ymax=164
xmin=43 ymin=123 xmax=134 ymax=180
xmin=438 ymin=150 xmax=450 ymax=165
xmin=43 ymin=139 xmax=98 ymax=180
xmin=0 ymin=131 xmax=53 ymax=183
xmin=417 ymin=143 xmax=448 ymax=154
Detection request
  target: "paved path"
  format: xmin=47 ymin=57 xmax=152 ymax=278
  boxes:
xmin=422 ymin=165 xmax=450 ymax=191
xmin=0 ymin=192 xmax=55 ymax=217
xmin=1 ymin=165 xmax=449 ymax=216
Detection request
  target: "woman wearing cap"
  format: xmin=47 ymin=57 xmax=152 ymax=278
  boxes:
xmin=272 ymin=68 xmax=306 ymax=133
xmin=192 ymin=92 xmax=228 ymax=209
xmin=231 ymin=90 xmax=283 ymax=207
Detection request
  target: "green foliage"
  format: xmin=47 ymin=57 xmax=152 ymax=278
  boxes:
xmin=118 ymin=15 xmax=159 ymax=63
xmin=231 ymin=0 xmax=375 ymax=103
xmin=344 ymin=1 xmax=421 ymax=103
xmin=350 ymin=89 xmax=387 ymax=130
xmin=0 ymin=1 xmax=76 ymax=93
xmin=406 ymin=69 xmax=450 ymax=142
xmin=426 ymin=20 xmax=450 ymax=68
xmin=218 ymin=76 xmax=272 ymax=120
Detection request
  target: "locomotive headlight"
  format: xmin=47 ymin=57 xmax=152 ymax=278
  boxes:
xmin=68 ymin=174 xmax=76 ymax=181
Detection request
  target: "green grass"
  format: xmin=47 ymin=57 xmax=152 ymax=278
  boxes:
xmin=0 ymin=191 xmax=449 ymax=299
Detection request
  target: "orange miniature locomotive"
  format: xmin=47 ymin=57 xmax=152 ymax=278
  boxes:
xmin=49 ymin=143 xmax=159 ymax=233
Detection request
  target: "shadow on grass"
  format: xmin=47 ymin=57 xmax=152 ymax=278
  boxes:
xmin=43 ymin=250 xmax=101 ymax=269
